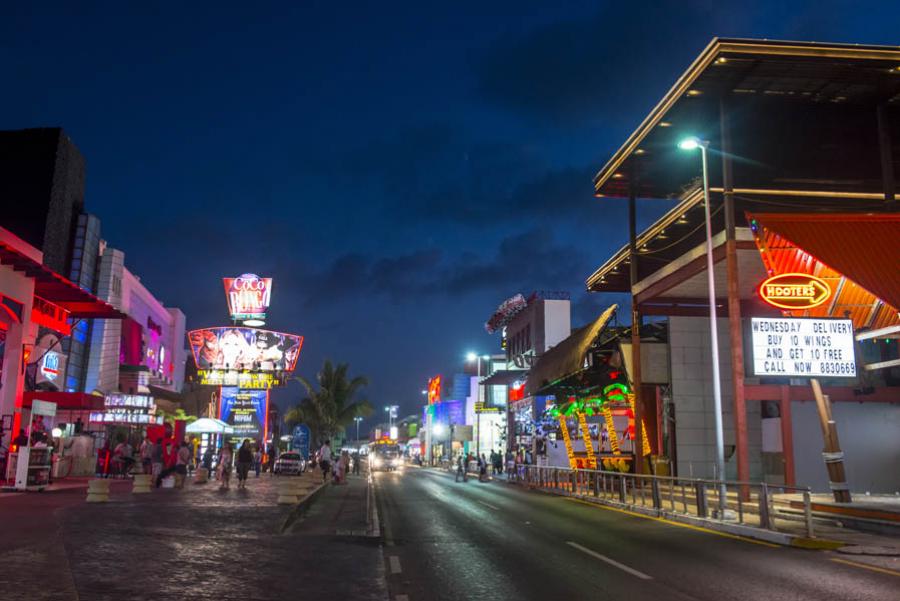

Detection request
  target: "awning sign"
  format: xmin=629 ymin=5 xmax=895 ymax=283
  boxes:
xmin=758 ymin=273 xmax=831 ymax=310
xmin=749 ymin=317 xmax=856 ymax=378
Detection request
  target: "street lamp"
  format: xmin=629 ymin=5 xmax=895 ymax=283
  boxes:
xmin=354 ymin=416 xmax=364 ymax=442
xmin=679 ymin=136 xmax=727 ymax=517
xmin=384 ymin=405 xmax=398 ymax=432
xmin=466 ymin=351 xmax=491 ymax=459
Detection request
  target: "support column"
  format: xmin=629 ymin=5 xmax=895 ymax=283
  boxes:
xmin=628 ymin=177 xmax=644 ymax=474
xmin=778 ymin=385 xmax=796 ymax=486
xmin=877 ymin=104 xmax=896 ymax=210
xmin=720 ymin=98 xmax=749 ymax=486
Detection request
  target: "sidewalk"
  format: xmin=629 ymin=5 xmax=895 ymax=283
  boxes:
xmin=0 ymin=471 xmax=385 ymax=601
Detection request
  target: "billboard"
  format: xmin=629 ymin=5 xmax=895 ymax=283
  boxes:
xmin=187 ymin=327 xmax=303 ymax=372
xmin=749 ymin=317 xmax=856 ymax=378
xmin=220 ymin=387 xmax=268 ymax=443
xmin=224 ymin=274 xmax=272 ymax=321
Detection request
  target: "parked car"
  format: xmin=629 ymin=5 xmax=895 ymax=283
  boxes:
xmin=273 ymin=451 xmax=306 ymax=475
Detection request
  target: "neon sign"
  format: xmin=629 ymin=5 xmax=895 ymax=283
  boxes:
xmin=427 ymin=376 xmax=441 ymax=404
xmin=223 ymin=274 xmax=273 ymax=321
xmin=759 ymin=273 xmax=831 ymax=310
xmin=40 ymin=352 xmax=60 ymax=381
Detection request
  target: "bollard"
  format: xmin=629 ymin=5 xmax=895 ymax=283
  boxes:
xmin=132 ymin=474 xmax=152 ymax=494
xmin=276 ymin=478 xmax=303 ymax=504
xmin=86 ymin=479 xmax=111 ymax=503
xmin=695 ymin=483 xmax=708 ymax=518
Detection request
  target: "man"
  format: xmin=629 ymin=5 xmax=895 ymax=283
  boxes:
xmin=455 ymin=453 xmax=467 ymax=483
xmin=156 ymin=441 xmax=190 ymax=488
xmin=351 ymin=450 xmax=361 ymax=476
xmin=139 ymin=438 xmax=153 ymax=475
xmin=318 ymin=440 xmax=332 ymax=483
xmin=114 ymin=438 xmax=135 ymax=476
xmin=151 ymin=438 xmax=165 ymax=480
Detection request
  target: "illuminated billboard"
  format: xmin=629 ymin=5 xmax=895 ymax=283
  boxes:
xmin=187 ymin=327 xmax=303 ymax=372
xmin=224 ymin=274 xmax=272 ymax=321
xmin=220 ymin=387 xmax=268 ymax=443
xmin=427 ymin=376 xmax=441 ymax=404
xmin=194 ymin=370 xmax=280 ymax=389
xmin=749 ymin=317 xmax=856 ymax=378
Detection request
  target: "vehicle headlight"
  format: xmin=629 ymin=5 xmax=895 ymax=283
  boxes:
xmin=372 ymin=458 xmax=381 ymax=468
xmin=392 ymin=458 xmax=402 ymax=466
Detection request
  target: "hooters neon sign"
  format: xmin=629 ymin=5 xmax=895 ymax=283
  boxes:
xmin=223 ymin=274 xmax=273 ymax=320
xmin=759 ymin=273 xmax=831 ymax=310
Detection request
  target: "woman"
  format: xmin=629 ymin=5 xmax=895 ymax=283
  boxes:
xmin=236 ymin=440 xmax=253 ymax=489
xmin=218 ymin=443 xmax=234 ymax=490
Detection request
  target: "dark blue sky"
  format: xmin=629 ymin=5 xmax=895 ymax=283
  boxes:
xmin=3 ymin=2 xmax=898 ymax=426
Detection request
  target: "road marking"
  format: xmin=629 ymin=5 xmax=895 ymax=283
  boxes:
xmin=566 ymin=541 xmax=653 ymax=580
xmin=564 ymin=497 xmax=780 ymax=549
xmin=389 ymin=555 xmax=402 ymax=574
xmin=478 ymin=500 xmax=499 ymax=511
xmin=831 ymin=558 xmax=900 ymax=578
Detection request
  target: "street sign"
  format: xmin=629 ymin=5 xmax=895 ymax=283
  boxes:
xmin=758 ymin=273 xmax=831 ymax=310
xmin=749 ymin=317 xmax=856 ymax=378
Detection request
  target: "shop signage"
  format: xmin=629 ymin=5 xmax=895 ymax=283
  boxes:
xmin=427 ymin=375 xmax=441 ymax=404
xmin=758 ymin=273 xmax=831 ymax=310
xmin=31 ymin=296 xmax=71 ymax=336
xmin=89 ymin=394 xmax=161 ymax=425
xmin=40 ymin=352 xmax=60 ymax=381
xmin=223 ymin=274 xmax=273 ymax=321
xmin=749 ymin=317 xmax=856 ymax=378
xmin=195 ymin=369 xmax=279 ymax=389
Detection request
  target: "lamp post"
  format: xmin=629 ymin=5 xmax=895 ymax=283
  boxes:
xmin=466 ymin=352 xmax=491 ymax=459
xmin=384 ymin=405 xmax=398 ymax=436
xmin=679 ymin=136 xmax=727 ymax=517
xmin=354 ymin=416 xmax=363 ymax=443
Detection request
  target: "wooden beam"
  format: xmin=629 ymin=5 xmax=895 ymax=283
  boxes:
xmin=811 ymin=379 xmax=851 ymax=503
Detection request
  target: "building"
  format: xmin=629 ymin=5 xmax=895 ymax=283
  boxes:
xmin=585 ymin=38 xmax=900 ymax=493
xmin=0 ymin=227 xmax=123 ymax=452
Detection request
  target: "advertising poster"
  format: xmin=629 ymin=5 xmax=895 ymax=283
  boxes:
xmin=220 ymin=387 xmax=268 ymax=444
xmin=188 ymin=327 xmax=303 ymax=372
xmin=292 ymin=424 xmax=311 ymax=459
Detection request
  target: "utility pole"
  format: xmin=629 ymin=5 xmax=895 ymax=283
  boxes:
xmin=811 ymin=379 xmax=851 ymax=503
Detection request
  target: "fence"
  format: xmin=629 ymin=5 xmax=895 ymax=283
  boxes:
xmin=508 ymin=465 xmax=815 ymax=538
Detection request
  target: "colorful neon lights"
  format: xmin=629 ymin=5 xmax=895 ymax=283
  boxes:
xmin=577 ymin=411 xmax=597 ymax=469
xmin=427 ymin=376 xmax=441 ymax=404
xmin=558 ymin=414 xmax=577 ymax=469
xmin=223 ymin=274 xmax=272 ymax=321
xmin=758 ymin=273 xmax=831 ymax=310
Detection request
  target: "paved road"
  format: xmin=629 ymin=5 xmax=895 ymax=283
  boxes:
xmin=374 ymin=466 xmax=899 ymax=601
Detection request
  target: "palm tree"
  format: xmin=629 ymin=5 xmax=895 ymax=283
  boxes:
xmin=284 ymin=360 xmax=371 ymax=443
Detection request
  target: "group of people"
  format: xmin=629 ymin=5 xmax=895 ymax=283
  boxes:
xmin=454 ymin=448 xmax=531 ymax=483
xmin=315 ymin=440 xmax=359 ymax=484
xmin=455 ymin=452 xmax=492 ymax=482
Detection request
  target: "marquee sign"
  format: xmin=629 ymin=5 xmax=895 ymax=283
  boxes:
xmin=749 ymin=317 xmax=856 ymax=378
xmin=187 ymin=327 xmax=302 ymax=372
xmin=90 ymin=394 xmax=163 ymax=425
xmin=223 ymin=274 xmax=273 ymax=321
xmin=758 ymin=273 xmax=831 ymax=310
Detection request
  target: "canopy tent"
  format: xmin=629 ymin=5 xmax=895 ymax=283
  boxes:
xmin=185 ymin=418 xmax=234 ymax=434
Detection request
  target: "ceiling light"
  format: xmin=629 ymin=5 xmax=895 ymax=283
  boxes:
xmin=243 ymin=319 xmax=265 ymax=327
xmin=612 ymin=173 xmax=624 ymax=179
xmin=658 ymin=121 xmax=672 ymax=128
xmin=686 ymin=89 xmax=703 ymax=97
xmin=635 ymin=149 xmax=645 ymax=155
xmin=716 ymin=57 xmax=727 ymax=64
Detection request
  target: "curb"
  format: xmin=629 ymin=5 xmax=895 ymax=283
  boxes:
xmin=279 ymin=481 xmax=328 ymax=533
xmin=367 ymin=474 xmax=381 ymax=538
xmin=790 ymin=537 xmax=846 ymax=550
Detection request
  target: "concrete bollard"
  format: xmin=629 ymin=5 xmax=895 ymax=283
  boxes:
xmin=86 ymin=479 xmax=111 ymax=503
xmin=132 ymin=474 xmax=152 ymax=494
xmin=277 ymin=478 xmax=303 ymax=504
xmin=194 ymin=467 xmax=209 ymax=484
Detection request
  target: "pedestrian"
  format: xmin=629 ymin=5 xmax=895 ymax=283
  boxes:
xmin=253 ymin=446 xmax=262 ymax=477
xmin=202 ymin=446 xmax=214 ymax=471
xmin=335 ymin=450 xmax=347 ymax=484
xmin=139 ymin=437 xmax=153 ymax=475
xmin=479 ymin=453 xmax=488 ymax=481
xmin=156 ymin=441 xmax=191 ymax=488
xmin=318 ymin=440 xmax=332 ymax=483
xmin=455 ymin=452 xmax=467 ymax=482
xmin=151 ymin=438 xmax=164 ymax=480
xmin=218 ymin=443 xmax=234 ymax=490
xmin=351 ymin=450 xmax=361 ymax=476
xmin=113 ymin=437 xmax=135 ymax=477
xmin=236 ymin=440 xmax=253 ymax=489
xmin=506 ymin=450 xmax=515 ymax=480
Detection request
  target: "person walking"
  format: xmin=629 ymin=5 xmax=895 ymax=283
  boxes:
xmin=218 ymin=443 xmax=234 ymax=490
xmin=139 ymin=437 xmax=153 ymax=475
xmin=236 ymin=440 xmax=253 ymax=489
xmin=156 ymin=441 xmax=191 ymax=488
xmin=351 ymin=450 xmax=361 ymax=476
xmin=455 ymin=452 xmax=467 ymax=482
xmin=150 ymin=438 xmax=164 ymax=480
xmin=253 ymin=446 xmax=262 ymax=478
xmin=318 ymin=440 xmax=332 ymax=483
xmin=478 ymin=453 xmax=488 ymax=482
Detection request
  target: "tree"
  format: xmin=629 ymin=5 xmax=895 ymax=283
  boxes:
xmin=283 ymin=360 xmax=371 ymax=443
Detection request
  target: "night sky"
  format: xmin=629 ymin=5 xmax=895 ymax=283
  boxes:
xmin=2 ymin=2 xmax=898 ymax=428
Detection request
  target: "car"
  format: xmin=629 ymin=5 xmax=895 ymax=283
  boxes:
xmin=273 ymin=451 xmax=306 ymax=475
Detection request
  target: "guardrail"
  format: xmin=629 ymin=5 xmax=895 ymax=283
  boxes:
xmin=508 ymin=465 xmax=815 ymax=538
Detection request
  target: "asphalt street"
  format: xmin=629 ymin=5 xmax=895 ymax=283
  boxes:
xmin=374 ymin=466 xmax=900 ymax=601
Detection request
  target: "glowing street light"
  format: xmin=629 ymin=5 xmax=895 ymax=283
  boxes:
xmin=678 ymin=135 xmax=727 ymax=517
xmin=353 ymin=416 xmax=364 ymax=442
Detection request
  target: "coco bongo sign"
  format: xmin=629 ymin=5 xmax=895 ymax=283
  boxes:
xmin=758 ymin=273 xmax=831 ymax=310
xmin=223 ymin=273 xmax=273 ymax=320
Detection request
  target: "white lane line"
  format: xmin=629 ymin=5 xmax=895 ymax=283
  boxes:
xmin=389 ymin=555 xmax=402 ymax=575
xmin=478 ymin=500 xmax=500 ymax=511
xmin=566 ymin=541 xmax=653 ymax=581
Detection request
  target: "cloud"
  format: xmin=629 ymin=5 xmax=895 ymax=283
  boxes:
xmin=299 ymin=226 xmax=592 ymax=308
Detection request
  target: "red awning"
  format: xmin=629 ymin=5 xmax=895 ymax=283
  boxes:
xmin=0 ymin=241 xmax=125 ymax=319
xmin=750 ymin=213 xmax=900 ymax=310
xmin=21 ymin=391 xmax=106 ymax=410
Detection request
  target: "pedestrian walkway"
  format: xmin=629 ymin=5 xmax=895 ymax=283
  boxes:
xmin=290 ymin=471 xmax=371 ymax=536
xmin=0 ymin=471 xmax=385 ymax=601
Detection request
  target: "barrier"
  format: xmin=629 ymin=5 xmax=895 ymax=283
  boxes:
xmin=511 ymin=465 xmax=815 ymax=538
xmin=86 ymin=479 xmax=111 ymax=503
xmin=132 ymin=474 xmax=152 ymax=494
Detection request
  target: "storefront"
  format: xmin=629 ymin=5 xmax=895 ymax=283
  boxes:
xmin=585 ymin=38 xmax=900 ymax=493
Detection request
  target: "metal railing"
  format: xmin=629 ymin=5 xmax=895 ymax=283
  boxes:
xmin=507 ymin=465 xmax=815 ymax=538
